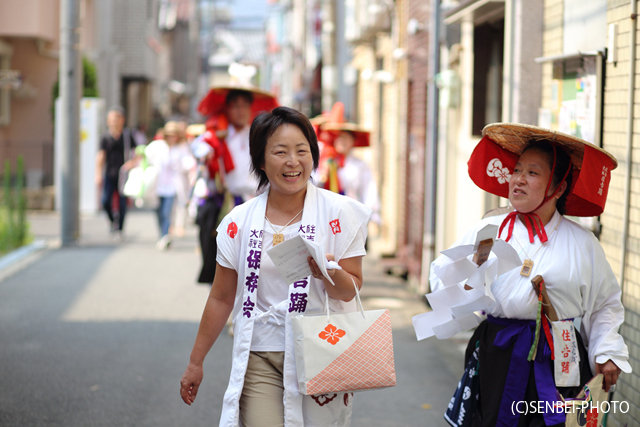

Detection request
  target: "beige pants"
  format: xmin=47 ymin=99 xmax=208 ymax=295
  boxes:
xmin=240 ymin=351 xmax=285 ymax=427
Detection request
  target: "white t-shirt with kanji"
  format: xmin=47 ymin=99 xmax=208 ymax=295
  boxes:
xmin=217 ymin=220 xmax=366 ymax=351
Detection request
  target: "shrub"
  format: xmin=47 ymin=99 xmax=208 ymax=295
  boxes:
xmin=0 ymin=156 xmax=31 ymax=254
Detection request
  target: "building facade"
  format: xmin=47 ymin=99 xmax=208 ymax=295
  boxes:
xmin=0 ymin=0 xmax=164 ymax=192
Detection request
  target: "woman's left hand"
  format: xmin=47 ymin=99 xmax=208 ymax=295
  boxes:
xmin=307 ymin=254 xmax=335 ymax=281
xmin=596 ymin=359 xmax=622 ymax=392
xmin=307 ymin=254 xmax=363 ymax=302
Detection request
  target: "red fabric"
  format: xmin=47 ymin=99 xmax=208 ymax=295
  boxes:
xmin=468 ymin=135 xmax=616 ymax=217
xmin=324 ymin=129 xmax=370 ymax=147
xmin=317 ymin=130 xmax=336 ymax=147
xmin=539 ymin=279 xmax=554 ymax=360
xmin=499 ymin=211 xmax=549 ymax=244
xmin=566 ymin=144 xmax=615 ymax=217
xmin=320 ymin=146 xmax=345 ymax=168
xmin=312 ymin=102 xmax=370 ymax=147
xmin=328 ymin=102 xmax=345 ymax=123
xmin=202 ymin=130 xmax=235 ymax=177
xmin=197 ymin=87 xmax=279 ymax=119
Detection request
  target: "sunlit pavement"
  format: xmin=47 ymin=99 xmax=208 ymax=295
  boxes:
xmin=0 ymin=209 xmax=466 ymax=426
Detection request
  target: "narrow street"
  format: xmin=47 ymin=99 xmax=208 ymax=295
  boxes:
xmin=0 ymin=209 xmax=466 ymax=426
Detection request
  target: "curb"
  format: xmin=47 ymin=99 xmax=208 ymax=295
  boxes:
xmin=0 ymin=240 xmax=48 ymax=277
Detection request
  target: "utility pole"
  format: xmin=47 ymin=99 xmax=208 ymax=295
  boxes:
xmin=321 ymin=0 xmax=337 ymax=112
xmin=59 ymin=0 xmax=81 ymax=246
xmin=421 ymin=0 xmax=441 ymax=294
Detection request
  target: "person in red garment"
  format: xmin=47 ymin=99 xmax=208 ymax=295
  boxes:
xmin=194 ymin=80 xmax=278 ymax=284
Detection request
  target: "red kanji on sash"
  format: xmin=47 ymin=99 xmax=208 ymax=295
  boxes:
xmin=329 ymin=219 xmax=341 ymax=234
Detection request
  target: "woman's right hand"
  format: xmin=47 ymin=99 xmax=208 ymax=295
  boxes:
xmin=180 ymin=362 xmax=204 ymax=405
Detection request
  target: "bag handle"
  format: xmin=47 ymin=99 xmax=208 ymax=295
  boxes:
xmin=324 ymin=275 xmax=366 ymax=323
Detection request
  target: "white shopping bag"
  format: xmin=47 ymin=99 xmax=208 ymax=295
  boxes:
xmin=291 ymin=280 xmax=396 ymax=395
xmin=122 ymin=166 xmax=144 ymax=198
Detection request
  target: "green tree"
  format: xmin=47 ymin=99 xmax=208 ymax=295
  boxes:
xmin=51 ymin=57 xmax=100 ymax=122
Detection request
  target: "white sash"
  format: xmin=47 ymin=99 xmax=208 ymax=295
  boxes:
xmin=218 ymin=182 xmax=371 ymax=427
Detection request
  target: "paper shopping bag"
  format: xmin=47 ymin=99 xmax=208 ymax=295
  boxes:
xmin=291 ymin=307 xmax=396 ymax=395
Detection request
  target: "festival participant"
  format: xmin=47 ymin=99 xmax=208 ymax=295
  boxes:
xmin=319 ymin=123 xmax=381 ymax=225
xmin=180 ymin=107 xmax=372 ymax=426
xmin=194 ymin=81 xmax=278 ymax=284
xmin=430 ymin=123 xmax=631 ymax=427
xmin=312 ymin=103 xmax=380 ymax=225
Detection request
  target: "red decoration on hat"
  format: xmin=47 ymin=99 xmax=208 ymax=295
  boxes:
xmin=467 ymin=136 xmax=518 ymax=199
xmin=312 ymin=102 xmax=370 ymax=147
xmin=565 ymin=145 xmax=615 ymax=217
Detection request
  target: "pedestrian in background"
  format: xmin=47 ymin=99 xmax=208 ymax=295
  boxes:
xmin=145 ymin=121 xmax=196 ymax=250
xmin=95 ymin=106 xmax=139 ymax=240
xmin=180 ymin=106 xmax=372 ymax=426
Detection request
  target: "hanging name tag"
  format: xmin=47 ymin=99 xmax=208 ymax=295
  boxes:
xmin=552 ymin=320 xmax=581 ymax=387
xmin=273 ymin=233 xmax=285 ymax=246
xmin=520 ymin=259 xmax=533 ymax=277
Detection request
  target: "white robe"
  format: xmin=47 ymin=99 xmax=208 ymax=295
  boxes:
xmin=215 ymin=182 xmax=372 ymax=427
xmin=430 ymin=210 xmax=632 ymax=376
xmin=337 ymin=155 xmax=381 ymax=225
xmin=224 ymin=125 xmax=258 ymax=201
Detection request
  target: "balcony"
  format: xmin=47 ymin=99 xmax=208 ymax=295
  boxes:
xmin=345 ymin=0 xmax=393 ymax=44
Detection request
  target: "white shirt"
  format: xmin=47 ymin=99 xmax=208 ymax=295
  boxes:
xmin=430 ymin=210 xmax=632 ymax=375
xmin=338 ymin=154 xmax=381 ymax=225
xmin=218 ymin=219 xmax=367 ymax=352
xmin=224 ymin=125 xmax=258 ymax=200
xmin=145 ymin=140 xmax=195 ymax=197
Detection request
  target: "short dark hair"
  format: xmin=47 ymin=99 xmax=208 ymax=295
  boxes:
xmin=249 ymin=106 xmax=320 ymax=191
xmin=107 ymin=106 xmax=125 ymax=117
xmin=225 ymin=89 xmax=254 ymax=105
xmin=522 ymin=140 xmax=573 ymax=215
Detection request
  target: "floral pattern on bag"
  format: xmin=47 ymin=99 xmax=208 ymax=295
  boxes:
xmin=319 ymin=324 xmax=346 ymax=345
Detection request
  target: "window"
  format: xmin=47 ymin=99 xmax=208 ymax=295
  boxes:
xmin=472 ymin=19 xmax=504 ymax=136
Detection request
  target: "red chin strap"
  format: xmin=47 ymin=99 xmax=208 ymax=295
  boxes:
xmin=499 ymin=145 xmax=572 ymax=244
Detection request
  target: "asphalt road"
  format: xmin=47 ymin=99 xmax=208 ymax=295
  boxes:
xmin=0 ymin=210 xmax=465 ymax=426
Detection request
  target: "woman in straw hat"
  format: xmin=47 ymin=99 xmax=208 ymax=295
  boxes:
xmin=430 ymin=123 xmax=631 ymax=426
xmin=313 ymin=103 xmax=381 ymax=225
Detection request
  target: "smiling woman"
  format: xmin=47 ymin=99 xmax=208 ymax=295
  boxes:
xmin=180 ymin=106 xmax=373 ymax=427
xmin=261 ymin=124 xmax=314 ymax=202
